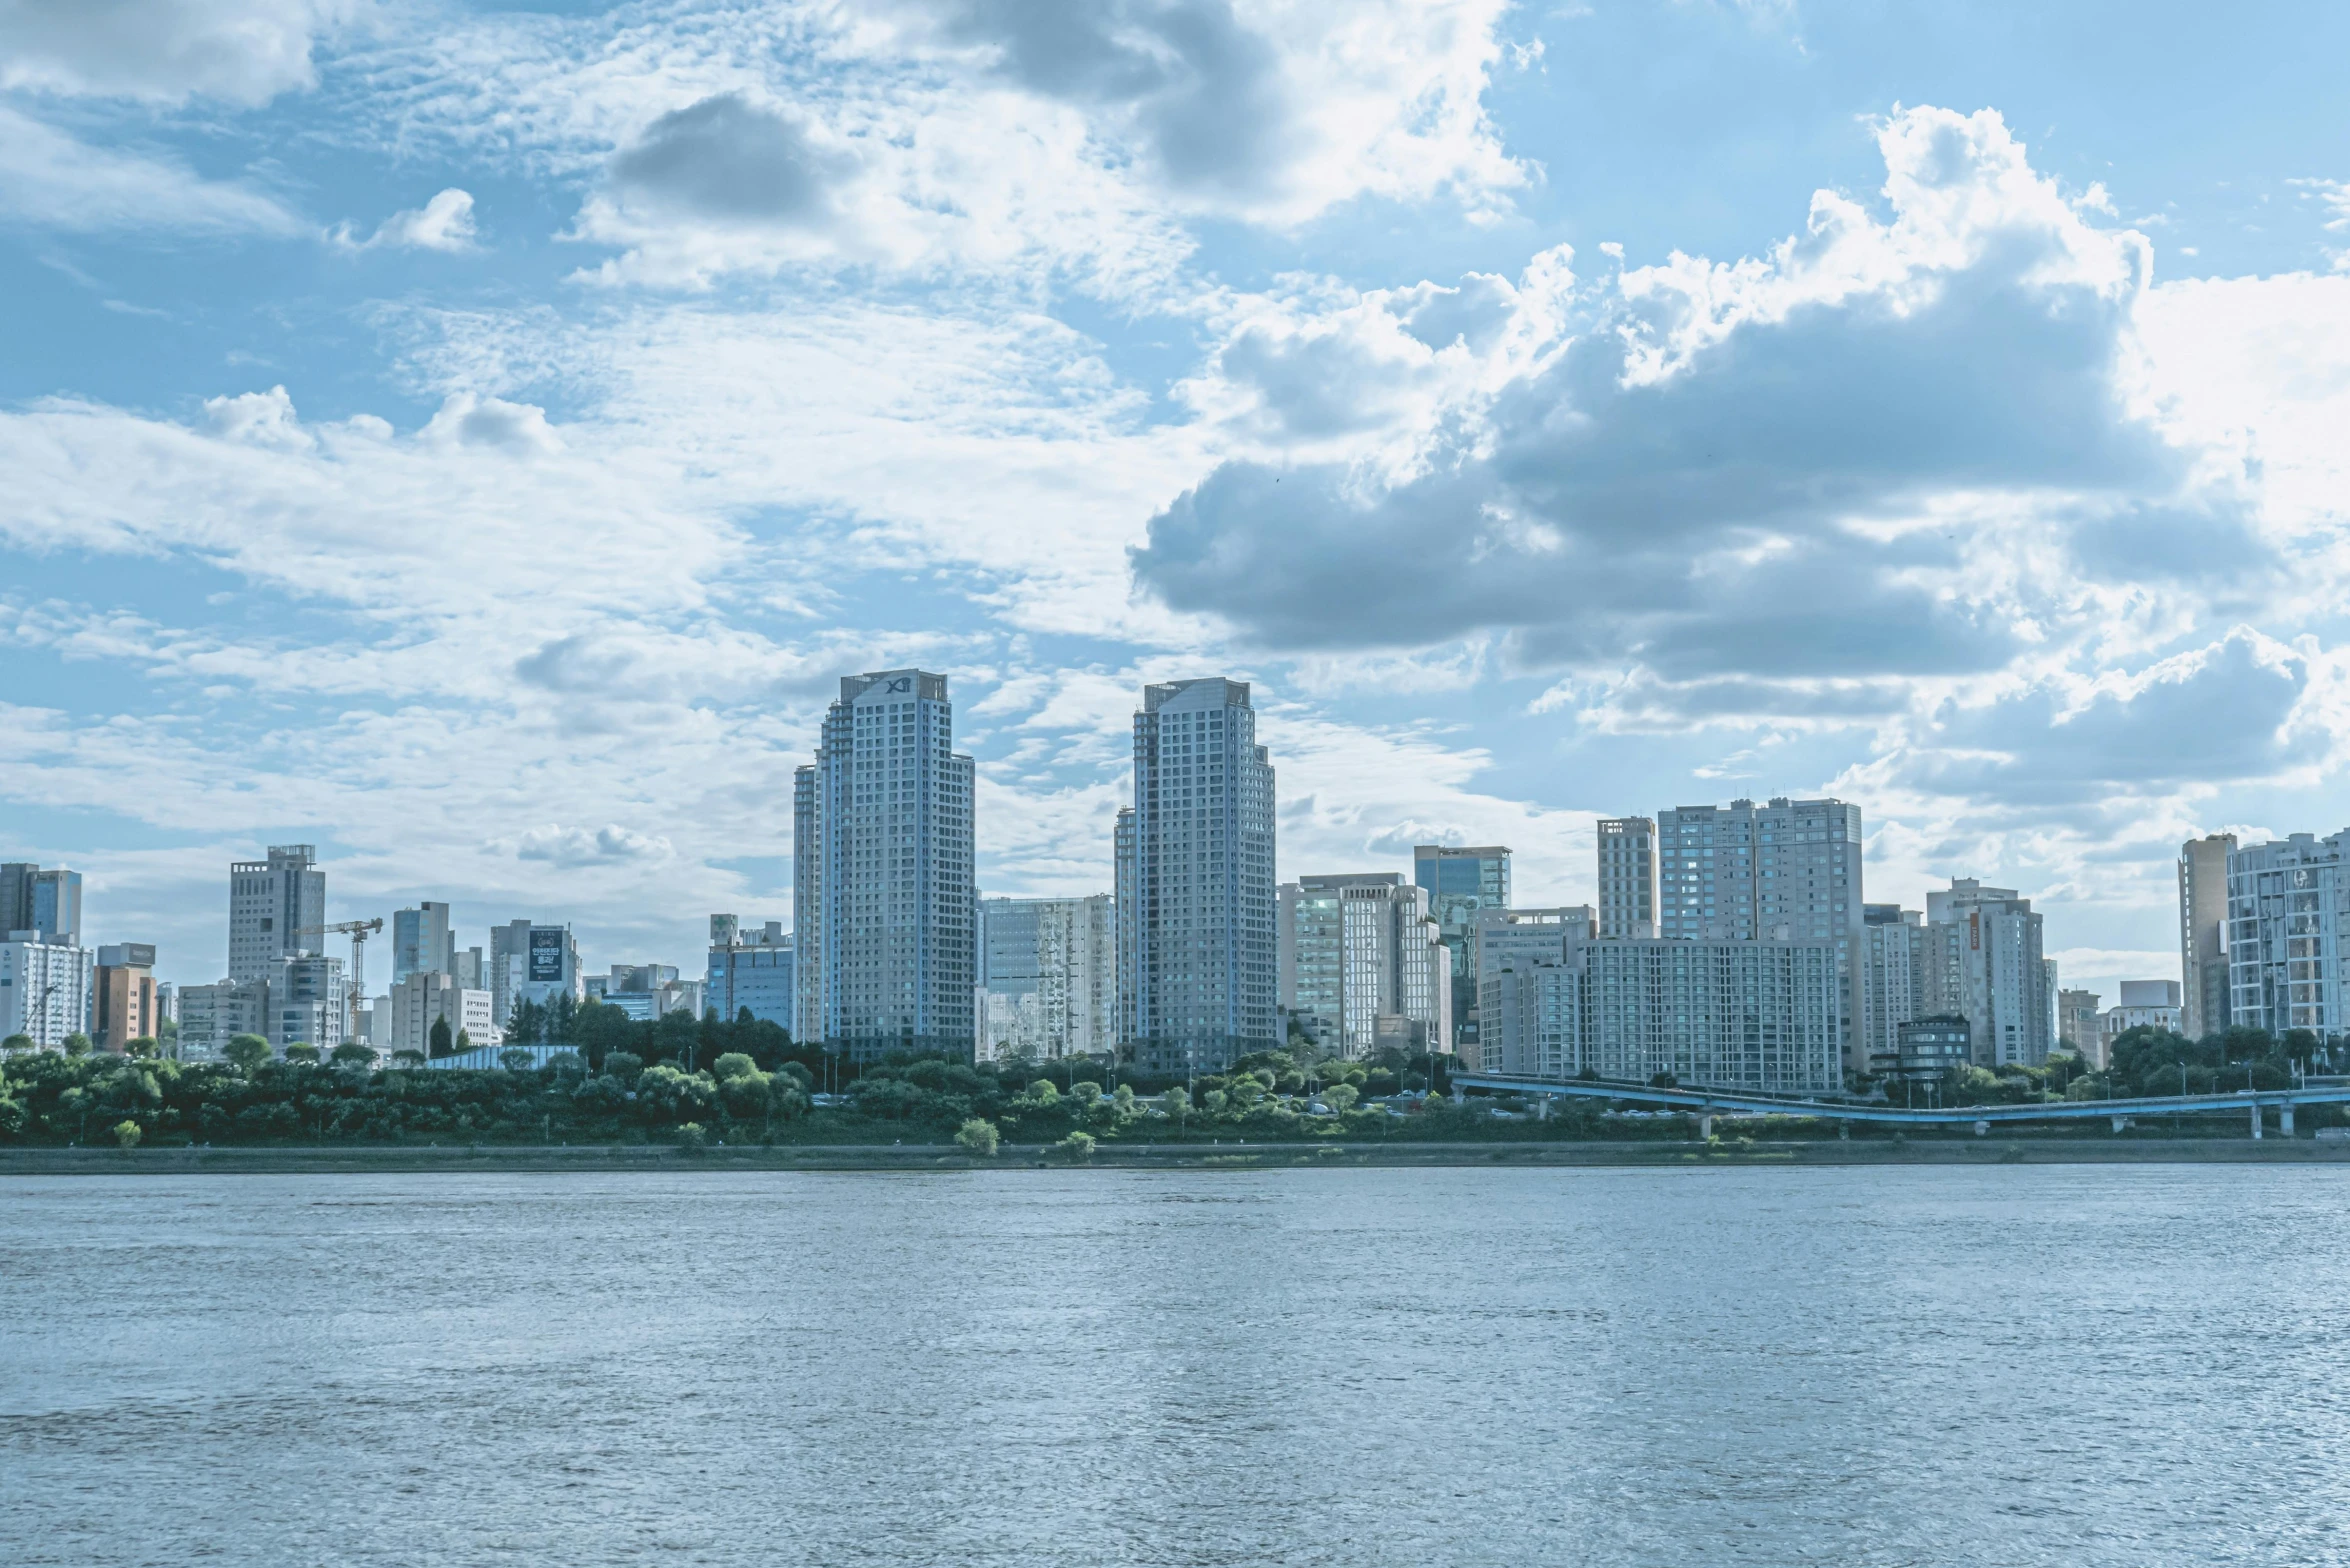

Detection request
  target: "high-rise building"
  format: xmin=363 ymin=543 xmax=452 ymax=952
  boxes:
xmin=489 ymin=918 xmax=580 ymax=1017
xmin=1463 ymin=906 xmax=1594 ymax=1073
xmin=977 ymin=895 xmax=1116 ymax=1061
xmin=386 ymin=970 xmax=492 ymax=1056
xmin=1277 ymin=874 xmax=1449 ymax=1059
xmin=228 ymin=845 xmax=325 ymax=984
xmin=175 ymin=978 xmax=269 ymax=1062
xmin=2178 ymin=833 xmax=2236 ymax=1040
xmin=1 ymin=863 xmax=82 ymax=946
xmin=0 ymin=933 xmax=92 ymax=1050
xmin=1595 ymin=819 xmax=1659 ymax=939
xmin=794 ymin=670 xmax=977 ymax=1062
xmin=270 ymin=954 xmax=346 ymax=1053
xmin=94 ymin=943 xmax=159 ymax=1052
xmin=1115 ymin=677 xmax=1277 ymax=1075
xmin=2057 ymin=987 xmax=2102 ymax=1057
xmin=708 ymin=915 xmax=795 ymax=1029
xmin=392 ymin=902 xmax=456 ymax=984
xmin=1920 ymin=878 xmax=2053 ymax=1067
xmin=1478 ymin=926 xmax=1842 ymax=1092
xmin=1861 ymin=904 xmax=1923 ymax=1070
xmin=2226 ymin=831 xmax=2350 ymax=1040
xmin=1411 ymin=844 xmax=1510 ymax=1049
xmin=1656 ymin=798 xmax=1866 ymax=1075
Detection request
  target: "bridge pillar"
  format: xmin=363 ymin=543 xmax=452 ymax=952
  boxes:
xmin=1838 ymin=1120 xmax=1850 ymax=1141
xmin=2111 ymin=1115 xmax=2128 ymax=1135
xmin=1451 ymin=1084 xmax=1464 ymax=1106
xmin=2251 ymin=1102 xmax=2264 ymax=1140
xmin=1973 ymin=1120 xmax=1990 ymax=1138
xmin=2283 ymin=1102 xmax=2296 ymax=1137
xmin=1698 ymin=1112 xmax=1714 ymax=1141
xmin=1535 ymin=1096 xmax=1549 ymax=1121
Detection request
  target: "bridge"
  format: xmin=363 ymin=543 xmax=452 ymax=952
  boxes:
xmin=1451 ymin=1073 xmax=2350 ymax=1139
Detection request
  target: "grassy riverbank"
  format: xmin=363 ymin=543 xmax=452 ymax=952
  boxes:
xmin=7 ymin=1136 xmax=2348 ymax=1174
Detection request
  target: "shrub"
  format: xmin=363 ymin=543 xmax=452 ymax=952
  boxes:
xmin=499 ymin=1048 xmax=537 ymax=1073
xmin=712 ymin=1052 xmax=758 ymax=1082
xmin=1054 ymin=1130 xmax=1096 ymax=1163
xmin=675 ymin=1122 xmax=708 ymax=1149
xmin=112 ymin=1119 xmax=142 ymax=1151
xmin=955 ymin=1118 xmax=1000 ymax=1156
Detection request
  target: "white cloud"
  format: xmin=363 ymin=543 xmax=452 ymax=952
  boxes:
xmin=0 ymin=105 xmax=302 ymax=233
xmin=0 ymin=0 xmax=350 ymax=106
xmin=514 ymin=824 xmax=676 ymax=866
xmin=332 ymin=186 xmax=477 ymax=251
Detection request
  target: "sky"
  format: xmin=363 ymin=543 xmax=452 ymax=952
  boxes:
xmin=4 ymin=0 xmax=2349 ymax=1006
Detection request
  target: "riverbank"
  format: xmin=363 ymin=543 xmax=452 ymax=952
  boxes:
xmin=7 ymin=1136 xmax=2349 ymax=1174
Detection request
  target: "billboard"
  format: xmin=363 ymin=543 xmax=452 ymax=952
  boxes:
xmin=528 ymin=926 xmax=565 ymax=983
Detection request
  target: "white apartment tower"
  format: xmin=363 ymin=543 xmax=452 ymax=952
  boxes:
xmin=976 ymin=895 xmax=1117 ymax=1061
xmin=228 ymin=845 xmax=325 ymax=984
xmin=1596 ymin=818 xmax=1660 ymax=938
xmin=1861 ymin=903 xmax=1923 ymax=1072
xmin=2226 ymin=831 xmax=2350 ymax=1041
xmin=2178 ymin=833 xmax=2235 ymax=1040
xmin=1115 ymin=677 xmax=1277 ymax=1075
xmin=1656 ymin=798 xmax=1865 ymax=1075
xmin=1921 ymin=878 xmax=2054 ymax=1067
xmin=794 ymin=670 xmax=977 ymax=1062
xmin=1277 ymin=873 xmax=1450 ymax=1059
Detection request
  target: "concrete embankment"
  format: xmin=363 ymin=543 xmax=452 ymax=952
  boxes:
xmin=6 ymin=1137 xmax=2350 ymax=1174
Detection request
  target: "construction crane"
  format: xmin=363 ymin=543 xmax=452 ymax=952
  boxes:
xmin=297 ymin=918 xmax=385 ymax=1024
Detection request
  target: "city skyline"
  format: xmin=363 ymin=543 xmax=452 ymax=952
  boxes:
xmin=5 ymin=5 xmax=2349 ymax=1013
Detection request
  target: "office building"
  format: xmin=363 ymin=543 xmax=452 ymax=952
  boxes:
xmin=392 ymin=903 xmax=457 ymax=984
xmin=0 ymin=934 xmax=93 ymax=1050
xmin=1921 ymin=878 xmax=2054 ymax=1067
xmin=2057 ymin=988 xmax=2102 ymax=1058
xmin=794 ymin=670 xmax=977 ymax=1062
xmin=708 ymin=916 xmax=795 ymax=1029
xmin=2227 ymin=830 xmax=2350 ymax=1041
xmin=977 ymin=894 xmax=1116 ymax=1061
xmin=1861 ymin=904 xmax=1923 ymax=1071
xmin=270 ymin=954 xmax=345 ymax=1052
xmin=491 ymin=919 xmax=580 ymax=1017
xmin=2178 ymin=833 xmax=2235 ymax=1039
xmin=176 ymin=978 xmax=270 ymax=1062
xmin=387 ymin=970 xmax=493 ymax=1056
xmin=1277 ymin=874 xmax=1448 ymax=1059
xmin=1412 ymin=844 xmax=1510 ymax=1049
xmin=228 ymin=845 xmax=325 ymax=984
xmin=1116 ymin=677 xmax=1277 ymax=1075
xmin=1462 ymin=906 xmax=1595 ymax=1073
xmin=1478 ymin=927 xmax=1842 ymax=1092
xmin=94 ymin=943 xmax=159 ymax=1052
xmin=592 ymin=964 xmax=701 ymax=1022
xmin=1595 ymin=819 xmax=1659 ymax=939
xmin=1 ymin=863 xmax=82 ymax=946
xmin=1655 ymin=797 xmax=1866 ymax=1074
xmin=454 ymin=946 xmax=484 ymax=990
xmin=1883 ymin=1016 xmax=1973 ymax=1083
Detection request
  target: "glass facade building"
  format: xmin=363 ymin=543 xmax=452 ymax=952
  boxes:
xmin=1412 ymin=844 xmax=1509 ymax=1048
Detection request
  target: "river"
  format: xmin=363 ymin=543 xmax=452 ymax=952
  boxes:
xmin=2 ymin=1165 xmax=2344 ymax=1565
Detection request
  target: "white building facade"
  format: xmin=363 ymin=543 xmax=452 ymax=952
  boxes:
xmin=977 ymin=894 xmax=1116 ymax=1061
xmin=1277 ymin=874 xmax=1449 ymax=1059
xmin=0 ymin=936 xmax=94 ymax=1050
xmin=2226 ymin=831 xmax=2350 ymax=1041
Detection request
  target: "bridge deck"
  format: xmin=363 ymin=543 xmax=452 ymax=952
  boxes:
xmin=1452 ymin=1074 xmax=2350 ymax=1126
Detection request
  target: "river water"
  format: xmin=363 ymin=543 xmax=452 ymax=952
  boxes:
xmin=2 ymin=1165 xmax=2344 ymax=1566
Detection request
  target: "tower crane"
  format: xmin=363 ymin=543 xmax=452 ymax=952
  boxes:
xmin=297 ymin=918 xmax=385 ymax=1031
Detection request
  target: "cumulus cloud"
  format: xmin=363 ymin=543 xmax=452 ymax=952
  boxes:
xmin=333 ymin=187 xmax=477 ymax=252
xmin=608 ymin=94 xmax=849 ymax=225
xmin=515 ymin=824 xmax=675 ymax=867
xmin=0 ymin=104 xmax=301 ymax=233
xmin=1135 ymin=107 xmax=2246 ymax=710
xmin=418 ymin=392 xmax=561 ymax=454
xmin=0 ymin=0 xmax=347 ymax=105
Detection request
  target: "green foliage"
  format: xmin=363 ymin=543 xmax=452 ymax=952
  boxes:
xmin=1055 ymin=1130 xmax=1096 ymax=1162
xmin=126 ymin=1037 xmax=159 ymax=1058
xmin=111 ymin=1119 xmax=142 ymax=1150
xmin=499 ymin=1048 xmax=536 ymax=1072
xmin=223 ymin=1035 xmax=272 ymax=1073
xmin=332 ymin=1043 xmax=376 ymax=1067
xmin=1323 ymin=1083 xmax=1359 ymax=1114
xmin=955 ymin=1118 xmax=1000 ymax=1156
xmin=674 ymin=1122 xmax=708 ymax=1149
xmin=1028 ymin=1079 xmax=1059 ymax=1103
xmin=3 ymin=1034 xmax=33 ymax=1053
xmin=428 ymin=1016 xmax=453 ymax=1058
xmin=64 ymin=1033 xmax=92 ymax=1058
xmin=603 ymin=1051 xmax=644 ymax=1083
xmin=284 ymin=1043 xmax=320 ymax=1065
xmin=712 ymin=1052 xmax=758 ymax=1081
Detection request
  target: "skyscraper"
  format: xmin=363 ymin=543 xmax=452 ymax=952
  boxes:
xmin=2 ymin=863 xmax=82 ymax=946
xmin=977 ymin=895 xmax=1116 ymax=1061
xmin=228 ymin=845 xmax=325 ymax=984
xmin=1115 ymin=677 xmax=1276 ymax=1075
xmin=392 ymin=902 xmax=456 ymax=984
xmin=1277 ymin=873 xmax=1449 ymax=1059
xmin=1656 ymin=798 xmax=1865 ymax=1075
xmin=1921 ymin=878 xmax=2053 ymax=1067
xmin=1595 ymin=819 xmax=1659 ymax=938
xmin=2178 ymin=833 xmax=2235 ymax=1039
xmin=1411 ymin=844 xmax=1510 ymax=1048
xmin=794 ymin=670 xmax=976 ymax=1062
xmin=2226 ymin=831 xmax=2349 ymax=1039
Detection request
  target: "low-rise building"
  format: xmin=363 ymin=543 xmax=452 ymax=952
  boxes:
xmin=386 ymin=971 xmax=494 ymax=1057
xmin=177 ymin=978 xmax=270 ymax=1062
xmin=2097 ymin=980 xmax=2183 ymax=1064
xmin=1883 ymin=1016 xmax=1973 ymax=1083
xmin=708 ymin=916 xmax=795 ymax=1029
xmin=0 ymin=933 xmax=93 ymax=1050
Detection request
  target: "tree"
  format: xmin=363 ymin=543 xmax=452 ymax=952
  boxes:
xmin=63 ymin=1032 xmax=92 ymax=1057
xmin=331 ymin=1043 xmax=376 ymax=1067
xmin=224 ymin=1034 xmax=272 ymax=1073
xmin=1324 ymin=1083 xmax=1359 ymax=1114
xmin=390 ymin=1049 xmax=426 ymax=1067
xmin=1158 ymin=1087 xmax=1191 ymax=1126
xmin=956 ymin=1118 xmax=1000 ymax=1156
xmin=500 ymin=1047 xmax=537 ymax=1072
xmin=126 ymin=1037 xmax=159 ymax=1058
xmin=455 ymin=1029 xmax=474 ymax=1053
xmin=111 ymin=1119 xmax=142 ymax=1151
xmin=428 ymin=1016 xmax=453 ymax=1058
xmin=283 ymin=1043 xmax=320 ymax=1065
xmin=603 ymin=1050 xmax=644 ymax=1083
xmin=2 ymin=1034 xmax=32 ymax=1053
xmin=712 ymin=1052 xmax=758 ymax=1082
xmin=1054 ymin=1130 xmax=1096 ymax=1162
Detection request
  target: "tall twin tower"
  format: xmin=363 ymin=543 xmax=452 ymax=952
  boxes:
xmin=792 ymin=670 xmax=1276 ymax=1067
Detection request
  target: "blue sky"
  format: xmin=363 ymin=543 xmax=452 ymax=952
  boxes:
xmin=5 ymin=0 xmax=2349 ymax=1008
